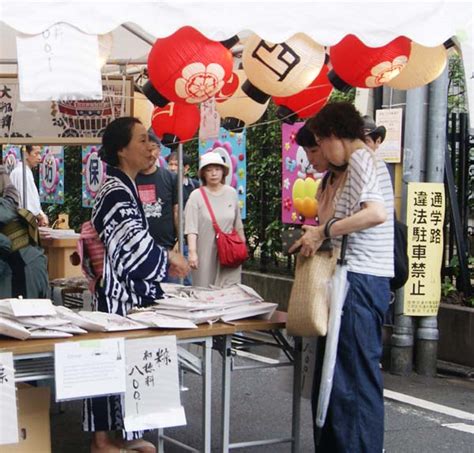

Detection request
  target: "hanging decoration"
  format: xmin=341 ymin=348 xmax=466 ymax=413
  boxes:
xmin=199 ymin=128 xmax=247 ymax=219
xmin=145 ymin=26 xmax=234 ymax=107
xmin=272 ymin=64 xmax=333 ymax=124
xmin=386 ymin=43 xmax=447 ymax=90
xmin=1 ymin=145 xmax=21 ymax=174
xmin=82 ymin=145 xmax=106 ymax=208
xmin=281 ymin=123 xmax=325 ymax=225
xmin=328 ymin=34 xmax=412 ymax=91
xmin=151 ymin=102 xmax=200 ymax=149
xmin=39 ymin=146 xmax=64 ymax=204
xmin=241 ymin=33 xmax=326 ymax=104
xmin=216 ymin=70 xmax=269 ymax=132
xmin=133 ymin=91 xmax=154 ymax=130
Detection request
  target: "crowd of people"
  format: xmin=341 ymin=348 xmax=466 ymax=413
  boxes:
xmin=0 ymin=101 xmax=394 ymax=452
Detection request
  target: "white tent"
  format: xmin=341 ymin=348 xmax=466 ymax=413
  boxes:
xmin=0 ymin=0 xmax=473 ymax=127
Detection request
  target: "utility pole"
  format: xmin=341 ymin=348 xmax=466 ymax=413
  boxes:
xmin=390 ymin=85 xmax=429 ymax=375
xmin=416 ymin=66 xmax=449 ymax=376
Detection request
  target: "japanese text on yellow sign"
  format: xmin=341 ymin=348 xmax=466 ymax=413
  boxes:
xmin=403 ymin=183 xmax=445 ymax=316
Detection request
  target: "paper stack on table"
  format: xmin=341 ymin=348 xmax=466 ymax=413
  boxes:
xmin=130 ymin=284 xmax=278 ymax=325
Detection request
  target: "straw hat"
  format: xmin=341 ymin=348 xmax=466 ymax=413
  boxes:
xmin=198 ymin=150 xmax=229 ymax=178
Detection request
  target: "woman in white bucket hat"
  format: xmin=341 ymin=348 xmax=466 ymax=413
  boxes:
xmin=184 ymin=150 xmax=245 ymax=287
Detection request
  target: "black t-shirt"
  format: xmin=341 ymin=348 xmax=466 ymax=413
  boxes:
xmin=136 ymin=167 xmax=177 ymax=249
xmin=183 ymin=177 xmax=199 ymax=206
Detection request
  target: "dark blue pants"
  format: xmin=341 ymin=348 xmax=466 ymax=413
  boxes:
xmin=312 ymin=271 xmax=390 ymax=453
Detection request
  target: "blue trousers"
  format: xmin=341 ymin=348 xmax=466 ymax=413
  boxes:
xmin=312 ymin=271 xmax=390 ymax=453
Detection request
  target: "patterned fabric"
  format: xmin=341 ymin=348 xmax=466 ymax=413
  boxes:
xmin=83 ymin=165 xmax=168 ymax=439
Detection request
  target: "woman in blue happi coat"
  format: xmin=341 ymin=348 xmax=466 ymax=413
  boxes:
xmin=83 ymin=117 xmax=189 ymax=453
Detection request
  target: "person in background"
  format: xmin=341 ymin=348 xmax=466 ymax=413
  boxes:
xmin=294 ymin=123 xmax=346 ymax=225
xmin=166 ymin=151 xmax=200 ymax=207
xmin=0 ymin=165 xmax=48 ymax=298
xmin=9 ymin=145 xmax=49 ymax=226
xmin=84 ymin=117 xmax=189 ymax=453
xmin=362 ymin=115 xmax=387 ymax=152
xmin=184 ymin=151 xmax=245 ymax=288
xmin=291 ymin=102 xmax=394 ymax=453
xmin=136 ymin=133 xmax=179 ymax=281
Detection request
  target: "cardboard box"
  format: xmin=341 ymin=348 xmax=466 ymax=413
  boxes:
xmin=1 ymin=384 xmax=51 ymax=453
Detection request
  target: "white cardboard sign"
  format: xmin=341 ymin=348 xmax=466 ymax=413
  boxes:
xmin=0 ymin=352 xmax=19 ymax=445
xmin=54 ymin=338 xmax=126 ymax=401
xmin=124 ymin=336 xmax=186 ymax=431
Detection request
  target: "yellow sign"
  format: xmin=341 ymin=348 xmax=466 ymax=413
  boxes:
xmin=403 ymin=182 xmax=445 ymax=316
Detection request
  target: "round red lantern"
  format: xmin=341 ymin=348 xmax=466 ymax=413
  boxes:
xmin=272 ymin=64 xmax=333 ymax=124
xmin=151 ymin=102 xmax=200 ymax=149
xmin=146 ymin=26 xmax=234 ymax=107
xmin=328 ymin=34 xmax=412 ymax=91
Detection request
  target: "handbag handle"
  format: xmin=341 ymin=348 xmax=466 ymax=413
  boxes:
xmin=338 ymin=235 xmax=348 ymax=265
xmin=199 ymin=187 xmax=222 ymax=234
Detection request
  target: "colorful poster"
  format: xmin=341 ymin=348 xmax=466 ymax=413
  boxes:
xmin=281 ymin=123 xmax=324 ymax=225
xmin=403 ymin=182 xmax=445 ymax=316
xmin=158 ymin=144 xmax=171 ymax=169
xmin=1 ymin=145 xmax=21 ymax=174
xmin=39 ymin=146 xmax=64 ymax=204
xmin=198 ymin=127 xmax=247 ymax=219
xmin=82 ymin=145 xmax=106 ymax=208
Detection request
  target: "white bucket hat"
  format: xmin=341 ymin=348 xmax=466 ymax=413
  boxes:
xmin=198 ymin=150 xmax=230 ymax=178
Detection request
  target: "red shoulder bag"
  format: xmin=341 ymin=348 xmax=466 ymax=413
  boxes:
xmin=200 ymin=187 xmax=248 ymax=268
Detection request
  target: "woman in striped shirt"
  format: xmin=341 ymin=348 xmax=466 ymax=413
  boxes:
xmin=84 ymin=117 xmax=189 ymax=453
xmin=291 ymin=102 xmax=394 ymax=453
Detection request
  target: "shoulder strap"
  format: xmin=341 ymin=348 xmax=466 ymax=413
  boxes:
xmin=199 ymin=187 xmax=221 ymax=233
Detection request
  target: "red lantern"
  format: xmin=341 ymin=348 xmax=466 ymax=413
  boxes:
xmin=272 ymin=64 xmax=333 ymax=124
xmin=147 ymin=26 xmax=234 ymax=107
xmin=151 ymin=102 xmax=200 ymax=149
xmin=328 ymin=35 xmax=411 ymax=91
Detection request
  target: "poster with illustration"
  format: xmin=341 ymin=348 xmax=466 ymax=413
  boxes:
xmin=198 ymin=127 xmax=247 ymax=219
xmin=82 ymin=145 xmax=106 ymax=208
xmin=1 ymin=145 xmax=21 ymax=174
xmin=39 ymin=146 xmax=64 ymax=204
xmin=281 ymin=123 xmax=324 ymax=225
xmin=159 ymin=144 xmax=171 ymax=168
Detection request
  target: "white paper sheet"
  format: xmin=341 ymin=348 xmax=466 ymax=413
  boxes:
xmin=16 ymin=23 xmax=102 ymax=101
xmin=0 ymin=352 xmax=18 ymax=445
xmin=0 ymin=299 xmax=56 ymax=317
xmin=55 ymin=338 xmax=126 ymax=401
xmin=124 ymin=336 xmax=186 ymax=431
xmin=0 ymin=316 xmax=31 ymax=340
xmin=127 ymin=312 xmax=197 ymax=329
xmin=77 ymin=311 xmax=148 ymax=332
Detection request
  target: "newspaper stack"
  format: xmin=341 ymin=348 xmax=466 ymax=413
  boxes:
xmin=129 ymin=284 xmax=278 ymax=326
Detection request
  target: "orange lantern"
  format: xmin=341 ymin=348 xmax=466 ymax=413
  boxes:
xmin=272 ymin=64 xmax=333 ymax=124
xmin=151 ymin=102 xmax=200 ymax=149
xmin=328 ymin=34 xmax=412 ymax=91
xmin=146 ymin=26 xmax=234 ymax=107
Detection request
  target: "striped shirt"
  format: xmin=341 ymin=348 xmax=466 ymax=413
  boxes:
xmin=333 ymin=148 xmax=394 ymax=278
xmin=92 ymin=165 xmax=168 ymax=316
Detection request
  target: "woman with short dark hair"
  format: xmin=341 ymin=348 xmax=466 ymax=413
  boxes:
xmin=84 ymin=117 xmax=189 ymax=453
xmin=292 ymin=102 xmax=394 ymax=453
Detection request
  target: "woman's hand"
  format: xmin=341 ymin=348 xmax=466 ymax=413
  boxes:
xmin=168 ymin=250 xmax=190 ymax=278
xmin=188 ymin=250 xmax=199 ymax=270
xmin=289 ymin=225 xmax=325 ymax=257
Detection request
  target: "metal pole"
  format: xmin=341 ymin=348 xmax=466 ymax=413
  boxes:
xmin=416 ymin=66 xmax=448 ymax=376
xmin=21 ymin=146 xmax=27 ymax=209
xmin=177 ymin=144 xmax=184 ymax=255
xmin=390 ymin=86 xmax=428 ymax=375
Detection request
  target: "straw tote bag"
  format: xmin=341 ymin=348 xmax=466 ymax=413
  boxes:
xmin=287 ymin=248 xmax=339 ymax=337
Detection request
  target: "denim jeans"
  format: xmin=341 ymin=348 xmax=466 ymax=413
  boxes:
xmin=312 ymin=271 xmax=390 ymax=453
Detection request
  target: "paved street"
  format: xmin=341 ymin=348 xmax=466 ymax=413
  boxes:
xmin=50 ymin=341 xmax=474 ymax=453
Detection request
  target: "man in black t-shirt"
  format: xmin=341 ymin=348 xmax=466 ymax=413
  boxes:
xmin=136 ymin=133 xmax=178 ymax=251
xmin=166 ymin=151 xmax=200 ymax=206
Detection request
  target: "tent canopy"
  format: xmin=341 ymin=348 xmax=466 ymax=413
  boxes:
xmin=0 ymin=1 xmax=473 ymax=125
